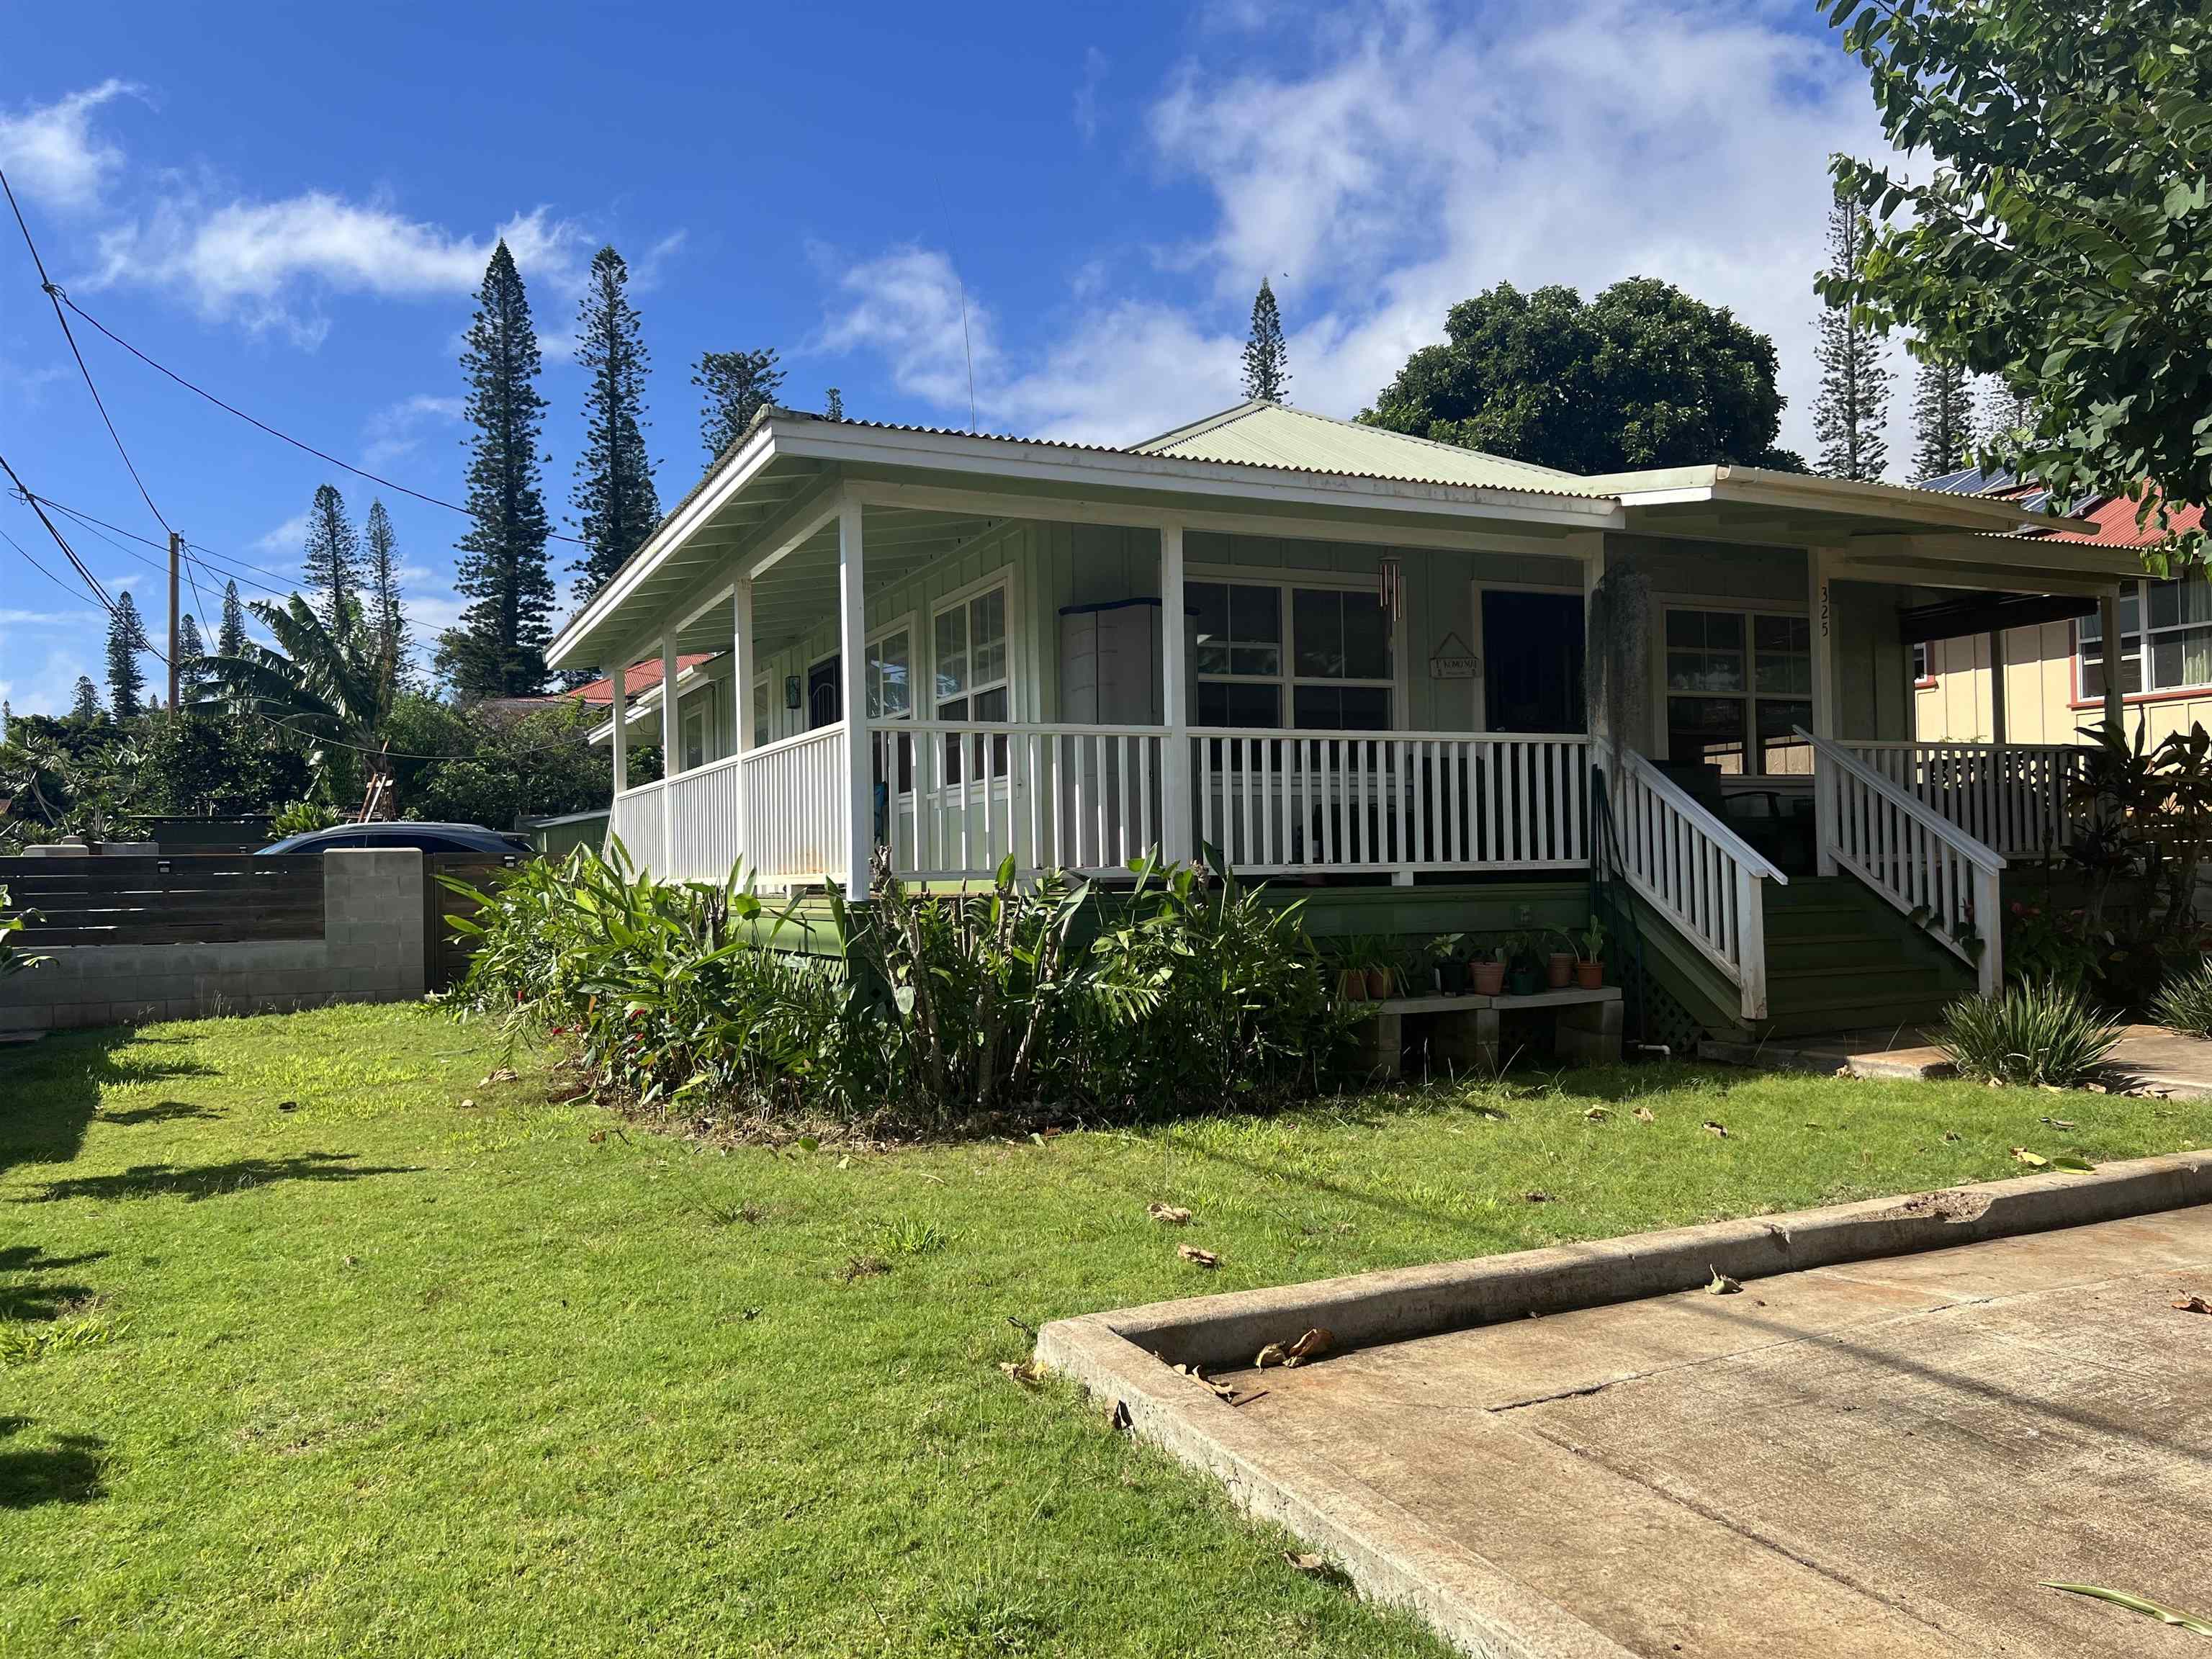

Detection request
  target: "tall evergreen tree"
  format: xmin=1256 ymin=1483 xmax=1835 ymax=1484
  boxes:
xmin=364 ymin=499 xmax=409 ymax=707
xmin=437 ymin=240 xmax=555 ymax=698
xmin=300 ymin=483 xmax=361 ymax=637
xmin=1979 ymin=382 xmax=2036 ymax=459
xmin=1812 ymin=192 xmax=1892 ymax=480
xmin=69 ymin=676 xmax=101 ymax=724
xmin=1910 ymin=357 xmax=1975 ymax=481
xmin=570 ymin=246 xmax=662 ymax=595
xmin=217 ymin=580 xmax=248 ymax=659
xmin=694 ymin=348 xmax=784 ymax=457
xmin=176 ymin=613 xmax=206 ymax=695
xmin=106 ymin=590 xmax=148 ymax=719
xmin=824 ymin=386 xmax=844 ymax=422
xmin=1241 ymin=278 xmax=1290 ymax=403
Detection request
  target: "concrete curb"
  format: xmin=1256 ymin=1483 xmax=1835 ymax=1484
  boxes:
xmin=1036 ymin=1151 xmax=2212 ymax=1659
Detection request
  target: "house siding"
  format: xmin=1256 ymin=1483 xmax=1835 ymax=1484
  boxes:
xmin=1915 ymin=621 xmax=2212 ymax=746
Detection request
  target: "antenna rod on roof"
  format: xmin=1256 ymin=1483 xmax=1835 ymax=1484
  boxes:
xmin=959 ymin=279 xmax=976 ymax=433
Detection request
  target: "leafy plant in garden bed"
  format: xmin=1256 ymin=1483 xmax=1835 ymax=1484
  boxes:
xmin=2152 ymin=960 xmax=2212 ymax=1040
xmin=1 ymin=883 xmax=46 ymax=978
xmin=1935 ymin=979 xmax=2123 ymax=1089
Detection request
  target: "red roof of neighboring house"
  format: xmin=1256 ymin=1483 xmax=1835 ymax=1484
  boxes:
xmin=2035 ymin=490 xmax=2206 ymax=549
xmin=567 ymin=654 xmax=717 ymax=707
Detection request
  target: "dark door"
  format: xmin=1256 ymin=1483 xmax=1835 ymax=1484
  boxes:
xmin=807 ymin=656 xmax=841 ymax=729
xmin=1483 ymin=590 xmax=1586 ymax=732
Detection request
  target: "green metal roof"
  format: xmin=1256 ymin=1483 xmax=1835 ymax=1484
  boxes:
xmin=1130 ymin=400 xmax=1609 ymax=494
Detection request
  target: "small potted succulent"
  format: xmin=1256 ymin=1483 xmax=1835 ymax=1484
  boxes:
xmin=1470 ymin=940 xmax=1507 ymax=997
xmin=1430 ymin=933 xmax=1468 ymax=995
xmin=1504 ymin=932 xmax=1545 ymax=998
xmin=1545 ymin=929 xmax=1575 ymax=990
xmin=1575 ymin=917 xmax=1606 ymax=990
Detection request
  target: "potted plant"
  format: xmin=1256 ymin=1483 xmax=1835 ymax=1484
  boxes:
xmin=1362 ymin=937 xmax=1395 ymax=1002
xmin=1470 ymin=940 xmax=1507 ymax=997
xmin=1504 ymin=932 xmax=1545 ymax=998
xmin=1544 ymin=928 xmax=1575 ymax=990
xmin=1575 ymin=917 xmax=1606 ymax=989
xmin=1430 ymin=933 xmax=1468 ymax=994
xmin=1329 ymin=940 xmax=1368 ymax=1002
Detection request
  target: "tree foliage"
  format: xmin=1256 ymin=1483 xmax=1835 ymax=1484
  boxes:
xmin=363 ymin=499 xmax=408 ymax=713
xmin=197 ymin=595 xmax=387 ymax=798
xmin=1812 ymin=191 xmax=1892 ymax=480
xmin=383 ymin=694 xmax=640 ymax=826
xmin=300 ymin=482 xmax=361 ymax=637
xmin=439 ymin=240 xmax=554 ymax=698
xmin=217 ymin=580 xmax=248 ymax=659
xmin=105 ymin=591 xmax=148 ymax=719
xmin=694 ymin=348 xmax=784 ymax=458
xmin=1822 ymin=0 xmax=2212 ymax=562
xmin=570 ymin=246 xmax=661 ymax=597
xmin=1241 ymin=278 xmax=1290 ymax=403
xmin=1910 ymin=356 xmax=1975 ymax=482
xmin=68 ymin=677 xmax=100 ymax=724
xmin=1363 ymin=278 xmax=1805 ymax=473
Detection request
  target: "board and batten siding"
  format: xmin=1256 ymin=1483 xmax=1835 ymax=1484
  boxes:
xmin=1912 ymin=619 xmax=2212 ymax=747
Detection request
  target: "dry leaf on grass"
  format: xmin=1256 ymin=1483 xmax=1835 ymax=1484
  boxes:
xmin=1583 ymin=1105 xmax=1612 ymax=1122
xmin=457 ymin=1098 xmax=477 ymax=1111
xmin=837 ymin=1255 xmax=890 ymax=1282
xmin=480 ymin=1067 xmax=518 ymax=1087
xmin=1284 ymin=1551 xmax=1330 ymax=1575
xmin=2051 ymin=1154 xmax=2096 ymax=1172
xmin=1705 ymin=1265 xmax=1743 ymax=1295
xmin=1942 ymin=1130 xmax=1961 ymax=1143
xmin=1256 ymin=1328 xmax=1334 ymax=1370
xmin=1522 ymin=1190 xmax=1555 ymax=1204
xmin=1701 ymin=1120 xmax=1729 ymax=1138
xmin=586 ymin=1128 xmax=606 ymax=1144
xmin=2011 ymin=1146 xmax=2049 ymax=1167
xmin=1177 ymin=1245 xmax=1220 ymax=1269
xmin=998 ymin=1357 xmax=1043 ymax=1387
xmin=1632 ymin=1107 xmax=1655 ymax=1124
xmin=1146 ymin=1202 xmax=1193 ymax=1226
xmin=2041 ymin=1116 xmax=2077 ymax=1130
xmin=2173 ymin=1295 xmax=2212 ymax=1315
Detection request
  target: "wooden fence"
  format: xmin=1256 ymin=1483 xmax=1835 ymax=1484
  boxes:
xmin=422 ymin=854 xmax=522 ymax=992
xmin=1 ymin=855 xmax=326 ymax=947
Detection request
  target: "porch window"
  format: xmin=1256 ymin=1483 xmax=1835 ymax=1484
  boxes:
xmin=1190 ymin=579 xmax=1393 ymax=731
xmin=752 ymin=677 xmax=770 ymax=749
xmin=1664 ymin=608 xmax=1811 ymax=776
xmin=868 ymin=626 xmax=914 ymax=794
xmin=2082 ymin=576 xmax=2212 ymax=698
xmin=933 ymin=584 xmax=1009 ymax=781
xmin=681 ymin=693 xmax=711 ymax=772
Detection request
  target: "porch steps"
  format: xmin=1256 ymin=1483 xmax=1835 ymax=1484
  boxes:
xmin=1754 ymin=878 xmax=1974 ymax=1039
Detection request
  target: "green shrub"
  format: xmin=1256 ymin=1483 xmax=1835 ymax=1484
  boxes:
xmin=0 ymin=884 xmax=43 ymax=979
xmin=2152 ymin=959 xmax=2212 ymax=1038
xmin=1935 ymin=979 xmax=2123 ymax=1087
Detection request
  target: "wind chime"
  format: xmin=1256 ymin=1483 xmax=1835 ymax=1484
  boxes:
xmin=1378 ymin=555 xmax=1403 ymax=636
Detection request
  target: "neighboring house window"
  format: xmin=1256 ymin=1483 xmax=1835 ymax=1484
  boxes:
xmin=1664 ymin=608 xmax=1812 ymax=776
xmin=681 ymin=693 xmax=710 ymax=771
xmin=2080 ymin=575 xmax=2212 ymax=698
xmin=1190 ymin=579 xmax=1393 ymax=730
xmin=933 ymin=584 xmax=1010 ymax=781
xmin=1911 ymin=642 xmax=1934 ymax=688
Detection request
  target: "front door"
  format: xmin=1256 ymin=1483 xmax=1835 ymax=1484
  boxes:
xmin=1483 ymin=590 xmax=1586 ymax=732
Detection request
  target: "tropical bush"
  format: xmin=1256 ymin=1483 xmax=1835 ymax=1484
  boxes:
xmin=1935 ymin=979 xmax=2122 ymax=1088
xmin=444 ymin=842 xmax=1347 ymax=1131
xmin=1 ymin=884 xmax=45 ymax=978
xmin=2152 ymin=960 xmax=2212 ymax=1040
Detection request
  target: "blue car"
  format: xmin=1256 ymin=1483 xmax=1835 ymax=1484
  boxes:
xmin=257 ymin=822 xmax=537 ymax=858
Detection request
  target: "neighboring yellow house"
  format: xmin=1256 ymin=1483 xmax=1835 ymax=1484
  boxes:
xmin=1913 ymin=482 xmax=2209 ymax=747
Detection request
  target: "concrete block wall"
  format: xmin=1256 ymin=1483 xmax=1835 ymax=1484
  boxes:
xmin=0 ymin=848 xmax=426 ymax=1035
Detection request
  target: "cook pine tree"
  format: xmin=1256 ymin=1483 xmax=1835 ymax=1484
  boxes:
xmin=439 ymin=240 xmax=556 ymax=698
xmin=364 ymin=499 xmax=410 ymax=707
xmin=695 ymin=347 xmax=784 ymax=457
xmin=106 ymin=590 xmax=148 ymax=719
xmin=301 ymin=482 xmax=361 ymax=637
xmin=217 ymin=580 xmax=248 ymax=658
xmin=1910 ymin=357 xmax=1975 ymax=482
xmin=1812 ymin=192 xmax=1891 ymax=481
xmin=1241 ymin=278 xmax=1290 ymax=403
xmin=570 ymin=246 xmax=662 ymax=598
xmin=69 ymin=675 xmax=101 ymax=724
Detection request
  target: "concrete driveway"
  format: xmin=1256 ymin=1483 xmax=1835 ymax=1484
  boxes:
xmin=1044 ymin=1161 xmax=2212 ymax=1658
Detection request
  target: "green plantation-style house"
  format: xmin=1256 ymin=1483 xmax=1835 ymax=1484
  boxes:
xmin=547 ymin=400 xmax=2145 ymax=1050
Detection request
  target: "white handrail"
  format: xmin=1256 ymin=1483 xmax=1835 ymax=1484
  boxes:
xmin=1802 ymin=727 xmax=2004 ymax=994
xmin=1843 ymin=739 xmax=2081 ymax=857
xmin=1610 ymin=750 xmax=1787 ymax=1020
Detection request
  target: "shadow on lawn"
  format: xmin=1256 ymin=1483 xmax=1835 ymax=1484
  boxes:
xmin=0 ymin=1417 xmax=106 ymax=1508
xmin=96 ymin=1102 xmax=226 ymax=1127
xmin=19 ymin=1151 xmax=421 ymax=1205
xmin=0 ymin=1029 xmax=218 ymax=1179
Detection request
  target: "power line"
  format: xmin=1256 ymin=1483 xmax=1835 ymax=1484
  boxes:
xmin=27 ymin=491 xmax=295 ymax=587
xmin=0 ymin=450 xmax=168 ymax=669
xmin=34 ymin=495 xmax=292 ymax=603
xmin=0 ymin=522 xmax=105 ymax=608
xmin=0 ymin=166 xmax=172 ymax=536
xmin=48 ymin=284 xmax=587 ymax=545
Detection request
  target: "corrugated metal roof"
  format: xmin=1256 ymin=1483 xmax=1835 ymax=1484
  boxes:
xmin=1130 ymin=400 xmax=1608 ymax=494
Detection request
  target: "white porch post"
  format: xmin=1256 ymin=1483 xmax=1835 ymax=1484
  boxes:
xmin=2099 ymin=588 xmax=2125 ymax=736
xmin=608 ymin=659 xmax=628 ymax=796
xmin=837 ymin=496 xmax=872 ymax=889
xmin=1159 ymin=522 xmax=1194 ymax=865
xmin=660 ymin=631 xmax=680 ymax=876
xmin=1809 ymin=546 xmax=1839 ymax=875
xmin=1580 ymin=533 xmax=1607 ymax=753
xmin=732 ymin=577 xmax=755 ymax=873
xmin=1987 ymin=628 xmax=2008 ymax=745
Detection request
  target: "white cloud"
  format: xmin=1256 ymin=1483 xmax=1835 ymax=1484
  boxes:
xmin=1074 ymin=47 xmax=1110 ymax=144
xmin=361 ymin=393 xmax=464 ymax=468
xmin=0 ymin=81 xmax=139 ymax=212
xmin=827 ymin=0 xmax=1914 ymax=471
xmin=253 ymin=512 xmax=308 ymax=556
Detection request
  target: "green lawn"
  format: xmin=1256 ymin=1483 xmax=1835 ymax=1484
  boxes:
xmin=5 ymin=1006 xmax=2210 ymax=1657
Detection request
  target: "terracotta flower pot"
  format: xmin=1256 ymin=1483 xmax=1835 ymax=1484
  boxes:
xmin=1471 ymin=961 xmax=1506 ymax=996
xmin=1574 ymin=960 xmax=1604 ymax=990
xmin=1365 ymin=967 xmax=1393 ymax=1001
xmin=1340 ymin=968 xmax=1368 ymax=1002
xmin=1546 ymin=952 xmax=1574 ymax=989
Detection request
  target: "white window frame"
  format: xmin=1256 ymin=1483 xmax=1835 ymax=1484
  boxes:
xmin=865 ymin=613 xmax=918 ymax=724
xmin=1184 ymin=570 xmax=1401 ymax=732
xmin=2076 ymin=575 xmax=2212 ymax=702
xmin=928 ymin=573 xmax=1017 ymax=786
xmin=1657 ymin=602 xmax=1815 ymax=777
xmin=752 ymin=675 xmax=771 ymax=750
xmin=680 ymin=686 xmax=713 ymax=772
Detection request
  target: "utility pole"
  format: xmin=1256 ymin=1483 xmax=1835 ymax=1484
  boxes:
xmin=167 ymin=529 xmax=181 ymax=710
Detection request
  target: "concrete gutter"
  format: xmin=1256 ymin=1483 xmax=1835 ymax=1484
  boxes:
xmin=1036 ymin=1151 xmax=2212 ymax=1659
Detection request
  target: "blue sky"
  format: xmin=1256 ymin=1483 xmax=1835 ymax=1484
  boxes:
xmin=1 ymin=0 xmax=1903 ymax=715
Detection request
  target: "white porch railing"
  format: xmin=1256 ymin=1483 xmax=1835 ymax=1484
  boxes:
xmin=1806 ymin=729 xmax=2004 ymax=995
xmin=1845 ymin=740 xmax=2081 ymax=858
xmin=1609 ymin=750 xmax=1787 ymax=1020
xmin=743 ymin=725 xmax=850 ymax=888
xmin=871 ymin=721 xmax=1166 ymax=879
xmin=608 ymin=778 xmax=665 ymax=873
xmin=1194 ymin=730 xmax=1591 ymax=876
xmin=666 ymin=752 xmax=746 ymax=881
